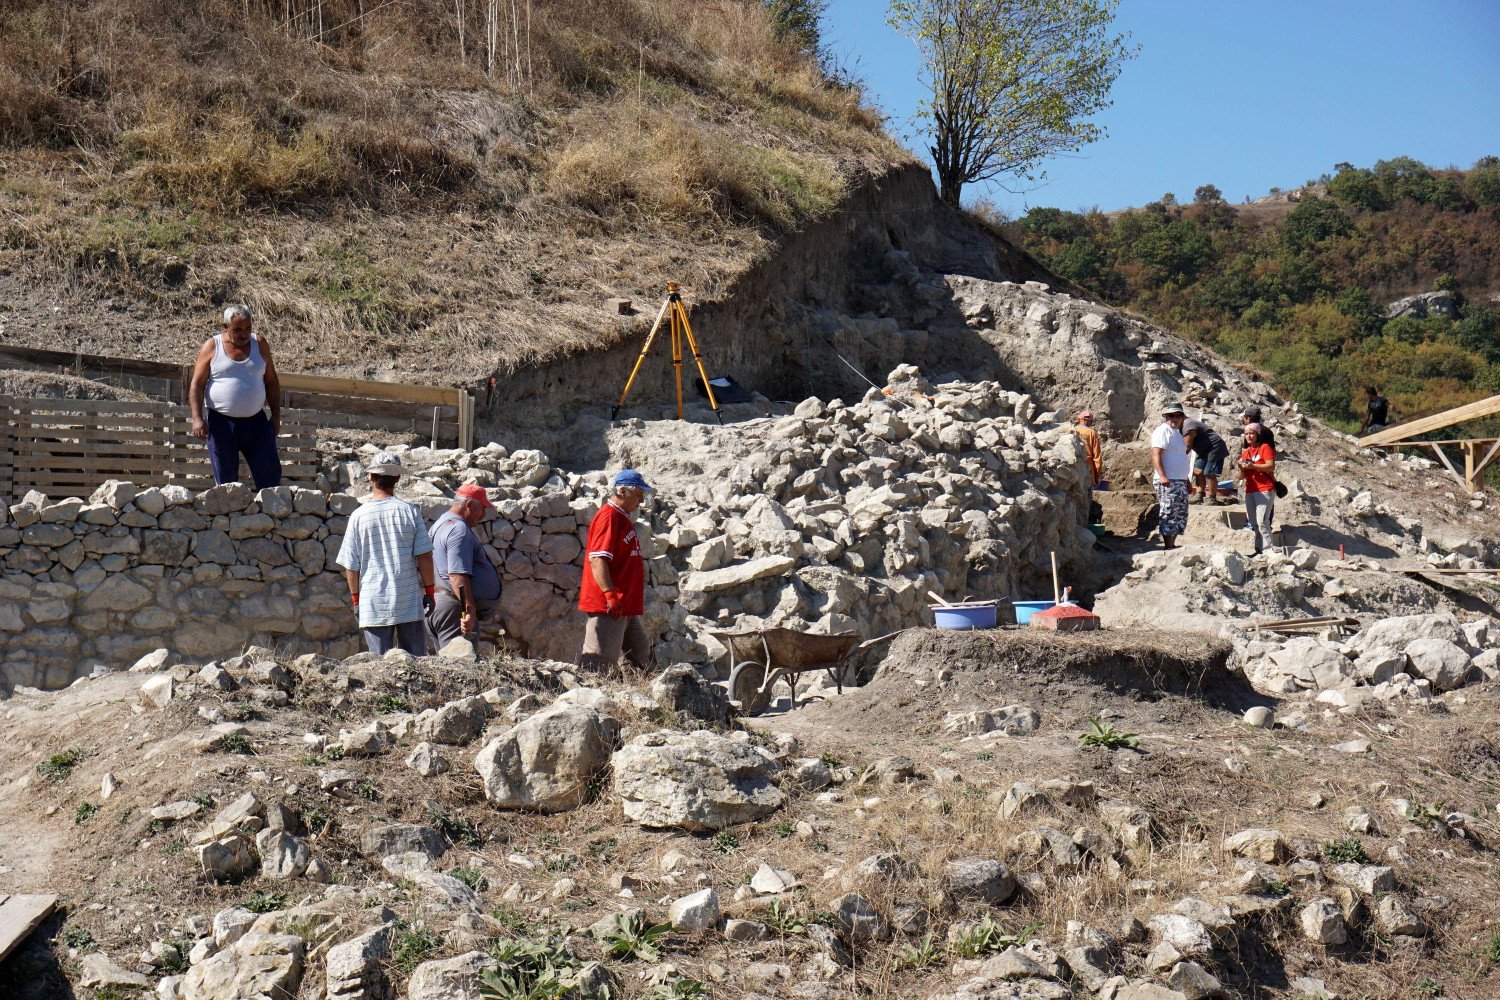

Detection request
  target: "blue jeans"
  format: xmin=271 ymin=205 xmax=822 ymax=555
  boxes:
xmin=362 ymin=620 xmax=428 ymax=656
xmin=206 ymin=409 xmax=282 ymax=489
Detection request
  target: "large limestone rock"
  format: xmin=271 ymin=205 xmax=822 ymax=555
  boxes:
xmin=417 ymin=695 xmax=492 ymax=746
xmin=325 ymin=925 xmax=392 ymax=1000
xmin=681 ymin=555 xmax=797 ymax=594
xmin=1403 ymin=638 xmax=1472 ymax=691
xmin=474 ymin=703 xmax=618 ymax=812
xmin=182 ymin=932 xmax=305 ymax=1000
xmin=1349 ymin=612 xmax=1466 ymax=657
xmin=649 ymin=663 xmax=733 ymax=726
xmin=407 ymin=951 xmax=497 ymax=1000
xmin=612 ymin=729 xmax=784 ymax=831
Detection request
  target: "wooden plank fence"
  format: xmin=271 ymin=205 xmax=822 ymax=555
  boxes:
xmin=2 ymin=396 xmax=322 ymax=499
xmin=0 ymin=343 xmax=474 ymax=449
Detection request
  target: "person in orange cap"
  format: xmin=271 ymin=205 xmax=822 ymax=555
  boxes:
xmin=1074 ymin=410 xmax=1104 ymax=487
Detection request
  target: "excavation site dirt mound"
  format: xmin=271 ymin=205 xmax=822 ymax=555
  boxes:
xmin=782 ymin=627 xmax=1247 ymax=757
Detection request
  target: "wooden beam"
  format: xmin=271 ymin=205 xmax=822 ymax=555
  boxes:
xmin=277 ymin=373 xmax=460 ymax=407
xmin=0 ymin=894 xmax=57 ymax=965
xmin=1361 ymin=394 xmax=1500 ymax=446
xmin=1427 ymin=443 xmax=1465 ymax=486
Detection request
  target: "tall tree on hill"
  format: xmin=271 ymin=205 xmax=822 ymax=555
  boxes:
xmin=888 ymin=0 xmax=1135 ymax=208
xmin=766 ymin=0 xmax=828 ymax=57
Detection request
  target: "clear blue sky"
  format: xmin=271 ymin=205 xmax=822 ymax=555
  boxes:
xmin=823 ymin=0 xmax=1500 ymax=214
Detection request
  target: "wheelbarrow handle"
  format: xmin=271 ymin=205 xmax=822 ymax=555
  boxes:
xmin=858 ymin=629 xmax=906 ymax=651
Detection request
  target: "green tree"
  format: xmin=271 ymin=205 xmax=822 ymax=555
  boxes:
xmin=1193 ymin=183 xmax=1223 ymax=205
xmin=765 ymin=0 xmax=827 ymax=56
xmin=1019 ymin=206 xmax=1089 ymax=243
xmin=1333 ymin=287 xmax=1385 ymax=337
xmin=887 ymin=0 xmax=1136 ymax=207
xmin=1373 ymin=156 xmax=1436 ymax=203
xmin=1327 ymin=167 xmax=1388 ymax=211
xmin=1454 ymin=304 xmax=1500 ymax=363
xmin=1468 ymin=161 xmax=1500 ymax=208
xmin=1049 ymin=235 xmax=1109 ymax=287
xmin=1131 ymin=219 xmax=1211 ymax=281
xmin=1281 ymin=196 xmax=1351 ymax=252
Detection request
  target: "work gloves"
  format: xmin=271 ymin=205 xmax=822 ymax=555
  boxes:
xmin=603 ymin=589 xmax=625 ymax=618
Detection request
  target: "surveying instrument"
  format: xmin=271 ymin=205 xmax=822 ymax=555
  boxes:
xmin=611 ymin=283 xmax=723 ymax=424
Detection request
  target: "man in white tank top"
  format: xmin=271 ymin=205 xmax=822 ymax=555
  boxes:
xmin=188 ymin=304 xmax=283 ymax=489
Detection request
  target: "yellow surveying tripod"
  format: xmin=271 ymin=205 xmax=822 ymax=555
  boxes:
xmin=611 ymin=283 xmax=723 ymax=424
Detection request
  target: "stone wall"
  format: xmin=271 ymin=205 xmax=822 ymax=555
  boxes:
xmin=2 ymin=373 xmax=1096 ymax=691
xmin=0 ymin=478 xmax=605 ymax=689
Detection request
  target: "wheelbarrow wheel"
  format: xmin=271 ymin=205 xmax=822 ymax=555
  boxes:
xmin=729 ymin=661 xmax=770 ymax=716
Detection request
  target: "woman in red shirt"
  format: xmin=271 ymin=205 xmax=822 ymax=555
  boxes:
xmin=1239 ymin=423 xmax=1277 ymax=555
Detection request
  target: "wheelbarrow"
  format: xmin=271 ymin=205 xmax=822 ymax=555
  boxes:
xmin=712 ymin=626 xmax=901 ymax=716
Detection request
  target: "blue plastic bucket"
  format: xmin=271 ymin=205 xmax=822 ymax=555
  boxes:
xmin=1012 ymin=600 xmax=1057 ymax=624
xmin=934 ymin=604 xmax=998 ymax=630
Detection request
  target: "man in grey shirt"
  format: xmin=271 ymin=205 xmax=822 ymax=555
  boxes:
xmin=337 ymin=452 xmax=435 ymax=656
xmin=427 ymin=484 xmax=503 ymax=648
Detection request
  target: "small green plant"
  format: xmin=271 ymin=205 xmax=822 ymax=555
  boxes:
xmin=1322 ymin=837 xmax=1368 ymax=864
xmin=301 ymin=806 xmax=331 ymax=835
xmin=950 ymin=916 xmax=1035 ymax=958
xmin=377 ymin=694 xmax=412 ymax=713
xmin=1406 ymin=801 xmax=1444 ymax=826
xmin=37 ymin=748 xmax=88 ymax=781
xmin=646 ymin=979 xmax=710 ymax=1000
xmin=157 ymin=939 xmax=189 ymax=975
xmin=542 ymin=855 xmax=576 ymax=874
xmin=160 ymin=838 xmax=187 ymax=856
xmin=61 ymin=927 xmax=95 ymax=951
xmin=323 ymin=744 xmax=347 ymax=761
xmin=1264 ymin=878 xmax=1292 ymax=898
xmin=593 ymin=910 xmax=672 ymax=962
xmin=1414 ymin=976 xmax=1444 ymax=996
xmin=585 ymin=836 xmax=618 ymax=861
xmin=428 ymin=806 xmax=482 ymax=847
xmin=818 ymin=752 xmax=843 ymax=768
xmin=356 ymin=779 xmax=380 ymax=801
xmin=975 ymin=751 xmax=995 ymax=762
xmin=1487 ymin=930 xmax=1500 ymax=963
xmin=759 ymin=900 xmax=809 ymax=937
xmin=391 ymin=921 xmax=442 ymax=974
xmin=490 ymin=904 xmax=531 ymax=935
xmin=449 ymin=867 xmax=490 ymax=893
xmin=192 ymin=792 xmax=215 ymax=810
xmin=894 ymin=931 xmax=943 ymax=969
xmin=1079 ymin=718 xmax=1140 ymax=750
xmin=73 ymin=802 xmax=98 ymax=825
xmin=772 ymin=819 xmax=797 ymax=838
xmin=243 ymin=891 xmax=287 ymax=914
xmin=480 ymin=937 xmax=580 ymax=1000
xmin=710 ymin=832 xmax=740 ymax=855
xmin=296 ymin=754 xmax=321 ymax=766
xmin=220 ymin=733 xmax=254 ymax=755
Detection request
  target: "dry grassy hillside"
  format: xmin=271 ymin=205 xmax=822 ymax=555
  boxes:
xmin=0 ymin=0 xmax=908 ymax=380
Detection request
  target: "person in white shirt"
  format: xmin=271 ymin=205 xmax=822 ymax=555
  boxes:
xmin=1150 ymin=402 xmax=1192 ymax=550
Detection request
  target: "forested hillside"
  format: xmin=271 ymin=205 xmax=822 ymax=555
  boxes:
xmin=1008 ymin=157 xmax=1500 ymax=430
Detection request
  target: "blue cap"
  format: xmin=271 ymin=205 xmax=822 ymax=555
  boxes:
xmin=613 ymin=469 xmax=654 ymax=492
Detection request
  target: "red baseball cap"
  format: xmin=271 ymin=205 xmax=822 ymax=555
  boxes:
xmin=455 ymin=484 xmax=495 ymax=510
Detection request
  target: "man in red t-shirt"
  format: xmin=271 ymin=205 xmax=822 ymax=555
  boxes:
xmin=578 ymin=469 xmax=653 ymax=672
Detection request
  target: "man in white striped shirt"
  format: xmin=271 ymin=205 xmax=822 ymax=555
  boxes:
xmin=337 ymin=452 xmax=436 ymax=655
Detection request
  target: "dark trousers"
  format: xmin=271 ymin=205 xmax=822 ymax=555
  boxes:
xmin=206 ymin=409 xmax=282 ymax=489
xmin=363 ymin=620 xmax=428 ymax=656
xmin=427 ymin=589 xmax=501 ymax=649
